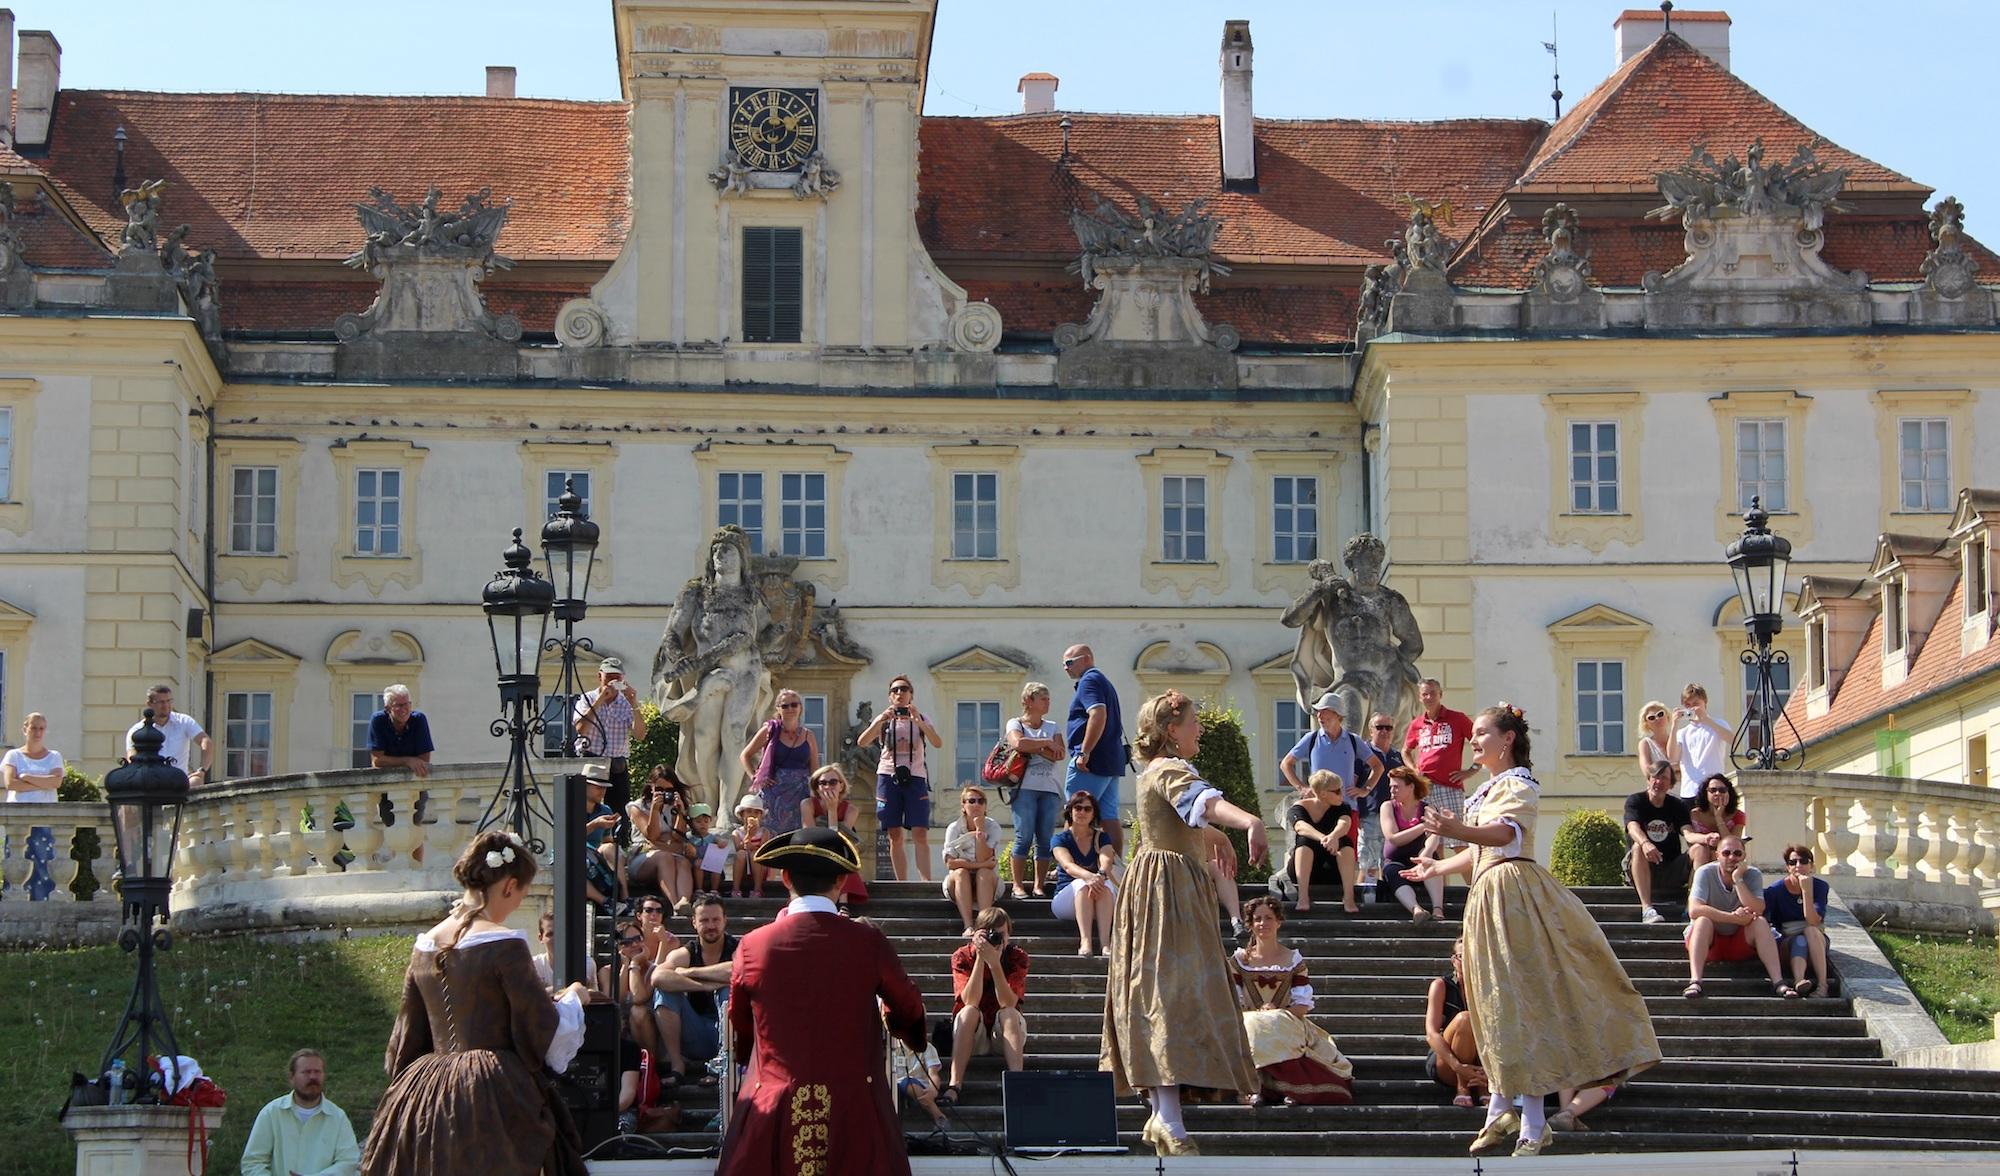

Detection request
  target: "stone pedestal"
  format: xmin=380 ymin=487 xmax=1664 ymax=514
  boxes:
xmin=62 ymin=1105 xmax=226 ymax=1176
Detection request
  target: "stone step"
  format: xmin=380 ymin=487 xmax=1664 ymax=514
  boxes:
xmin=897 ymin=965 xmax=1829 ymax=991
xmin=910 ymin=1010 xmax=1873 ymax=1038
xmin=886 ymin=1032 xmax=1887 ymax=1059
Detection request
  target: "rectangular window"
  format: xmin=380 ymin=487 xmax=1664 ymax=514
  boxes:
xmin=351 ymin=692 xmax=378 ymax=769
xmin=229 ymin=466 xmax=279 ymax=554
xmin=1271 ymin=698 xmax=1309 ymax=792
xmin=544 ymin=470 xmax=592 ymax=520
xmin=1970 ymin=733 xmax=1989 ymax=787
xmin=1568 ymin=421 xmax=1620 ymax=514
xmin=1161 ymin=475 xmax=1208 ymax=562
xmin=0 ymin=406 xmax=12 ymax=501
xmin=780 ymin=472 xmax=826 ymax=559
xmin=718 ymin=471 xmax=765 ymax=553
xmin=954 ymin=700 xmax=1003 ymax=788
xmin=1899 ymin=417 xmax=1950 ymax=512
xmin=800 ymin=694 xmax=829 ymax=758
xmin=224 ymin=691 xmax=274 ymax=778
xmin=742 ymin=226 xmax=804 ymax=344
xmin=1735 ymin=418 xmax=1788 ymax=512
xmin=354 ymin=468 xmax=402 ymax=556
xmin=1573 ymin=659 xmax=1626 ymax=755
xmin=1272 ymin=475 xmax=1319 ymax=563
xmin=951 ymin=471 xmax=1000 ymax=560
xmin=1807 ymin=618 xmax=1829 ymax=691
xmin=1885 ymin=582 xmax=1906 ymax=653
xmin=1741 ymin=657 xmax=1794 ymax=754
xmin=1967 ymin=539 xmax=1990 ymax=621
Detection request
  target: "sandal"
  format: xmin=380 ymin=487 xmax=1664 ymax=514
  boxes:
xmin=1682 ymin=980 xmax=1705 ymax=999
xmin=1795 ymin=978 xmax=1818 ymax=998
xmin=1009 ymin=886 xmax=1028 ymax=900
xmin=1453 ymin=1093 xmax=1475 ymax=1108
xmin=1773 ymin=981 xmax=1800 ymax=1000
xmin=936 ymin=1085 xmax=961 ymax=1108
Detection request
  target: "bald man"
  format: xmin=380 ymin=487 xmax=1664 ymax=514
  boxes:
xmin=1061 ymin=645 xmax=1127 ymax=854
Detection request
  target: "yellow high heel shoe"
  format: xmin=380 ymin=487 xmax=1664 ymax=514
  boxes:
xmin=1140 ymin=1118 xmax=1201 ymax=1157
xmin=1468 ymin=1109 xmax=1520 ymax=1155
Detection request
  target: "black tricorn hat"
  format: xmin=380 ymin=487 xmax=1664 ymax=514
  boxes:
xmin=753 ymin=825 xmax=862 ymax=876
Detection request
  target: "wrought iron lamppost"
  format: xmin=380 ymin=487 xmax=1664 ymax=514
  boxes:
xmin=540 ymin=479 xmax=601 ymax=760
xmin=1726 ymin=497 xmax=1802 ymax=770
xmin=480 ymin=528 xmax=555 ymax=852
xmin=99 ymin=715 xmax=190 ymax=1094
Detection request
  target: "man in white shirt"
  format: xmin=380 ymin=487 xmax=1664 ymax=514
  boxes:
xmin=1669 ymin=683 xmax=1732 ymax=801
xmin=239 ymin=1049 xmax=360 ymax=1176
xmin=125 ymin=684 xmax=212 ymax=786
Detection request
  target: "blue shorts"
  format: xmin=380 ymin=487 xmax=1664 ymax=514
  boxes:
xmin=1009 ymin=788 xmax=1062 ymax=858
xmin=896 ymin=1076 xmax=933 ymax=1101
xmin=652 ymin=990 xmax=721 ymax=1063
xmin=1065 ymin=764 xmax=1122 ymax=821
xmin=876 ymin=773 xmax=932 ymax=831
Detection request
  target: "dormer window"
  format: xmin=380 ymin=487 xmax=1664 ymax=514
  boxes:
xmin=1807 ymin=616 xmax=1829 ymax=691
xmin=1883 ymin=577 xmax=1906 ymax=654
xmin=1966 ymin=534 xmax=1991 ymax=621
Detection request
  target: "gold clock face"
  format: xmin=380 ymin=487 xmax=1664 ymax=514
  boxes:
xmin=728 ymin=87 xmax=819 ymax=172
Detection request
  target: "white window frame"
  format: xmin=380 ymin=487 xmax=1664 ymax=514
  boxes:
xmin=544 ymin=470 xmax=592 ymax=520
xmin=1573 ymin=658 xmax=1626 ymax=756
xmin=717 ymin=471 xmax=765 ymax=553
xmin=1884 ymin=580 xmax=1906 ymax=654
xmin=0 ymin=406 xmax=12 ymax=501
xmin=1899 ymin=417 xmax=1951 ymax=513
xmin=229 ymin=466 xmax=280 ymax=555
xmin=1568 ymin=421 xmax=1621 ymax=514
xmin=224 ymin=690 xmax=275 ymax=778
xmin=353 ymin=467 xmax=402 ymax=557
xmin=779 ymin=471 xmax=827 ymax=559
xmin=950 ymin=471 xmax=1000 ymax=561
xmin=1272 ymin=475 xmax=1319 ymax=564
xmin=800 ymin=694 xmax=829 ymax=758
xmin=1161 ymin=475 xmax=1209 ymax=563
xmin=954 ymin=699 xmax=1003 ymax=787
xmin=1968 ymin=537 xmax=1991 ymax=621
xmin=1735 ymin=418 xmax=1788 ymax=513
xmin=350 ymin=692 xmax=378 ymax=769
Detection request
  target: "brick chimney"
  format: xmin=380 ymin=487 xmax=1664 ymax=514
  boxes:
xmin=0 ymin=12 xmax=13 ymax=148
xmin=14 ymin=27 xmax=57 ymax=149
xmin=1614 ymin=8 xmax=1730 ymax=70
xmin=1219 ymin=20 xmax=1254 ymax=189
xmin=1017 ymin=72 xmax=1058 ymax=114
xmin=486 ymin=65 xmax=517 ymax=98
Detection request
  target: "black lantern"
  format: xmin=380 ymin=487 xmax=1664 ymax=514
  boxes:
xmin=1725 ymin=498 xmax=1801 ymax=770
xmin=541 ymin=478 xmax=599 ymax=625
xmin=483 ymin=528 xmax=554 ymax=705
xmin=98 ymin=713 xmax=190 ymax=1086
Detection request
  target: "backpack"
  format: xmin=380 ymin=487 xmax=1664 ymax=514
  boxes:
xmin=980 ymin=741 xmax=1028 ymax=806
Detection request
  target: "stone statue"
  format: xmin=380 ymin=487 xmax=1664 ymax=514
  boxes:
xmin=1921 ymin=196 xmax=1979 ymax=299
xmin=1649 ymin=138 xmax=1851 ymax=232
xmin=790 ymin=151 xmax=841 ymax=199
xmin=1280 ymin=533 xmax=1424 ymax=729
xmin=653 ymin=526 xmax=774 ymax=814
xmin=335 ymin=184 xmax=521 ymax=350
xmin=118 ymin=179 xmax=167 ymax=254
xmin=708 ymin=152 xmax=752 ymax=196
xmin=157 ymin=223 xmax=191 ymax=276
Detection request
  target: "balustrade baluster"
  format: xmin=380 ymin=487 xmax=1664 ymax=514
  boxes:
xmin=46 ymin=815 xmax=83 ymax=902
xmin=220 ymin=800 xmax=252 ymax=881
xmin=1889 ymin=799 xmax=1926 ymax=882
xmin=1944 ymin=806 xmax=1977 ymax=887
xmin=379 ymin=785 xmax=427 ymax=872
xmin=340 ymin=791 xmax=386 ymax=870
xmin=422 ymin=785 xmax=466 ymax=869
xmin=0 ymin=818 xmax=31 ymax=896
xmin=1972 ymin=811 xmax=2000 ymax=888
xmin=85 ymin=812 xmax=116 ymax=904
xmin=1859 ymin=798 xmax=1897 ymax=880
xmin=1816 ymin=795 xmax=1862 ymax=877
xmin=1912 ymin=802 xmax=1944 ymax=884
xmin=298 ymin=791 xmax=342 ymax=875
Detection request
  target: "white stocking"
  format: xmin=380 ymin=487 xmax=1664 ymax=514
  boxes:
xmin=1485 ymin=1092 xmax=1513 ymax=1127
xmin=1519 ymin=1094 xmax=1547 ymax=1141
xmin=1150 ymin=1085 xmax=1186 ymax=1135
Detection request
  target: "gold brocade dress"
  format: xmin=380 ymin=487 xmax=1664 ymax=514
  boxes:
xmin=1459 ymin=767 xmax=1662 ymax=1097
xmin=1099 ymin=758 xmax=1259 ymax=1095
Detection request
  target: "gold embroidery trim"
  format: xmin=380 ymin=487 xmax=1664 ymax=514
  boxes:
xmin=789 ymin=1083 xmax=832 ymax=1174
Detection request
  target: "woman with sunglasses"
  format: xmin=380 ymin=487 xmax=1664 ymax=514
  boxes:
xmin=1685 ymin=774 xmax=1747 ymax=871
xmin=1634 ymin=700 xmax=1675 ymax=784
xmin=1051 ymin=792 xmax=1116 ymax=955
xmin=859 ymin=675 xmax=943 ymax=882
xmin=1762 ymin=843 xmax=1830 ymax=997
xmin=942 ymin=785 xmax=1004 ymax=936
xmin=739 ymin=688 xmax=818 ymax=837
xmin=599 ymin=918 xmax=663 ymax=1061
xmin=801 ymin=765 xmax=869 ymax=912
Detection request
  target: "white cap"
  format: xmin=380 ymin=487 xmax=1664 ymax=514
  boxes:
xmin=1311 ymin=691 xmax=1346 ymax=717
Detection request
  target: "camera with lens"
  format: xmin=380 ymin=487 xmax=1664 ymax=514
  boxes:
xmin=891 ymin=764 xmax=914 ymax=787
xmin=894 ymin=706 xmax=911 ymax=718
xmin=980 ymin=929 xmax=1003 ymax=947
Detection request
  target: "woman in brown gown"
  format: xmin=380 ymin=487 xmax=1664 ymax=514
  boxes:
xmin=1100 ymin=689 xmax=1269 ymax=1156
xmin=362 ymin=830 xmax=592 ymax=1176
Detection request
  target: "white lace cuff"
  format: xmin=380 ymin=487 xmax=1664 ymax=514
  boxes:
xmin=1177 ymin=785 xmax=1223 ymax=828
xmin=1289 ymin=983 xmax=1314 ymax=1008
xmin=546 ymin=989 xmax=585 ymax=1073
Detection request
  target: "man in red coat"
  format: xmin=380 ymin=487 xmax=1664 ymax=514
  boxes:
xmin=716 ymin=826 xmax=929 ymax=1176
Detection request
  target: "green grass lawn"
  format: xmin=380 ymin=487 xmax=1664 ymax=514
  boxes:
xmin=0 ymin=932 xmax=410 ymax=1175
xmin=1870 ymin=929 xmax=2000 ymax=1045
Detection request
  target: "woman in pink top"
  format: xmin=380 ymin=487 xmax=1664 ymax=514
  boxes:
xmin=1685 ymin=774 xmax=1747 ymax=870
xmin=858 ymin=675 xmax=943 ymax=882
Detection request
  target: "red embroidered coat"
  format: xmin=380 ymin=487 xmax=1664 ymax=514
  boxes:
xmin=716 ymin=909 xmax=928 ymax=1176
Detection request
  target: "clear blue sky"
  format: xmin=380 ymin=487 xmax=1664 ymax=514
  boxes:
xmin=18 ymin=1 xmax=1995 ymax=238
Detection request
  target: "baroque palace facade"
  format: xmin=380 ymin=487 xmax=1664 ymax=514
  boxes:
xmin=0 ymin=2 xmax=1995 ymax=819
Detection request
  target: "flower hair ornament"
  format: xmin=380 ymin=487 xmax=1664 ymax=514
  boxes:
xmin=485 ymin=844 xmax=518 ymax=869
xmin=1494 ymin=700 xmax=1526 ymax=720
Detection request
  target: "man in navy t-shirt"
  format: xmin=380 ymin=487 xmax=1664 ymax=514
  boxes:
xmin=368 ymin=683 xmax=435 ymax=776
xmin=1061 ymin=644 xmax=1127 ymax=854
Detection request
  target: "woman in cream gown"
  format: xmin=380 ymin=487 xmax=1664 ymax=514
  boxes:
xmin=1100 ymin=690 xmax=1269 ymax=1156
xmin=1406 ymin=704 xmax=1659 ymax=1158
xmin=1229 ymin=895 xmax=1354 ymax=1106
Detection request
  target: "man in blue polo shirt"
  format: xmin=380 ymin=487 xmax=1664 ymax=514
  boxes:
xmin=368 ymin=683 xmax=434 ymax=776
xmin=1062 ymin=644 xmax=1127 ymax=855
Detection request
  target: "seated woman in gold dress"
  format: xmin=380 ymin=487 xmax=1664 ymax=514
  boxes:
xmin=1229 ymin=896 xmax=1354 ymax=1106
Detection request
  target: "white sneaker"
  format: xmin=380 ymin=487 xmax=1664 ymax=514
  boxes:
xmin=1641 ymin=906 xmax=1664 ymax=924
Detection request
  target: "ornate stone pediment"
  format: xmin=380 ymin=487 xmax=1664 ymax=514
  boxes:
xmin=334 ymin=186 xmax=521 ymax=379
xmin=929 ymin=645 xmax=1032 ymax=679
xmin=708 ymin=149 xmax=841 ymax=200
xmin=1641 ymin=140 xmax=1869 ymax=328
xmin=210 ymin=637 xmax=304 ymax=668
xmin=1523 ymin=203 xmax=1603 ymax=330
xmin=1054 ymin=196 xmax=1238 ymax=389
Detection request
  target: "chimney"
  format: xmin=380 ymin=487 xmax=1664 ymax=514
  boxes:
xmin=0 ymin=12 xmax=14 ymax=148
xmin=1219 ymin=20 xmax=1254 ymax=189
xmin=1614 ymin=8 xmax=1730 ymax=70
xmin=1017 ymin=72 xmax=1058 ymax=114
xmin=486 ymin=65 xmax=517 ymax=98
xmin=14 ymin=27 xmax=56 ymax=149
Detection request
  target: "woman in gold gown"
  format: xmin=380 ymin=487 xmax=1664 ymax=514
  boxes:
xmin=1100 ymin=689 xmax=1269 ymax=1156
xmin=1406 ymin=704 xmax=1660 ymax=1157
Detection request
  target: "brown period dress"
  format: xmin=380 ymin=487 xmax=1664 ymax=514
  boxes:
xmin=361 ymin=932 xmax=586 ymax=1176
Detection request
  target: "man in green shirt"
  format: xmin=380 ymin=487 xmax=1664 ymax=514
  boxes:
xmin=240 ymin=1049 xmax=360 ymax=1176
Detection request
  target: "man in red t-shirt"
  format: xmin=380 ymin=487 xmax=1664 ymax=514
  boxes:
xmin=944 ymin=907 xmax=1029 ymax=1104
xmin=1403 ymin=679 xmax=1475 ymax=827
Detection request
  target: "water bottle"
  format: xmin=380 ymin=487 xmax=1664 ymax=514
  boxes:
xmin=106 ymin=1059 xmax=126 ymax=1105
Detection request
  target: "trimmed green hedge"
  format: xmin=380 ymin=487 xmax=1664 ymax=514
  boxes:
xmin=1549 ymin=807 xmax=1625 ymax=886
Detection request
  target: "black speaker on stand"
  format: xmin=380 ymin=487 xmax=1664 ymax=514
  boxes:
xmin=553 ymin=1002 xmax=622 ymax=1152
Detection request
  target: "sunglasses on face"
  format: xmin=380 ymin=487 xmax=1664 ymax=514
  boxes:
xmin=1062 ymin=657 xmax=1082 ymax=667
xmin=619 ymin=935 xmax=643 ymax=946
xmin=1706 ymin=787 xmax=1731 ymax=795
xmin=965 ymin=797 xmax=986 ymax=805
xmin=889 ymin=685 xmax=912 ymax=694
xmin=639 ymin=905 xmax=663 ymax=915
xmin=1644 ymin=712 xmax=1665 ymax=721
xmin=1718 ymin=849 xmax=1745 ymax=858
xmin=780 ymin=702 xmax=801 ymax=710
xmin=1786 ymin=858 xmax=1812 ymax=866
xmin=1372 ymin=724 xmax=1394 ymax=732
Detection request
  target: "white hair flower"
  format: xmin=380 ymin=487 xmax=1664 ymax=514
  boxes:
xmin=485 ymin=845 xmax=517 ymax=869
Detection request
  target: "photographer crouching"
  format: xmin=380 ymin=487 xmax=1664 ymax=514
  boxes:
xmin=939 ymin=907 xmax=1029 ymax=1108
xmin=629 ymin=765 xmax=698 ymax=914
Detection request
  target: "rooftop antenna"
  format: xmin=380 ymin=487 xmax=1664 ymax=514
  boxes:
xmin=1543 ymin=14 xmax=1562 ymax=120
xmin=1661 ymin=0 xmax=1674 ymax=36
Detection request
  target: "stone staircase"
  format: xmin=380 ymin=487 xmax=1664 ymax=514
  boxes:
xmin=639 ymin=882 xmax=2000 ymax=1158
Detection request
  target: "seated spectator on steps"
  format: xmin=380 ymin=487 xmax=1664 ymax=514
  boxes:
xmin=628 ymin=769 xmax=695 ymax=911
xmin=887 ymin=1006 xmax=949 ymax=1132
xmin=1684 ymin=835 xmax=1797 ymax=999
xmin=943 ymin=785 xmax=1004 ymax=936
xmin=580 ymin=764 xmax=623 ymax=909
xmin=239 ymin=1048 xmax=360 ymax=1176
xmin=600 ymin=919 xmax=662 ymax=1060
xmin=1623 ymin=759 xmax=1694 ymax=924
xmin=1286 ymin=769 xmax=1358 ymax=914
xmin=941 ymin=907 xmax=1029 ymax=1109
xmin=1424 ymin=939 xmax=1487 ymax=1107
xmin=1377 ymin=767 xmax=1445 ymax=926
xmin=1051 ymin=792 xmax=1117 ymax=956
xmin=531 ymin=909 xmax=557 ymax=991
xmin=730 ymin=793 xmax=771 ymax=897
xmin=801 ymin=765 xmax=869 ymax=911
xmin=1686 ymin=774 xmax=1748 ymax=871
xmin=1764 ymin=843 xmax=1832 ymax=998
xmin=651 ymin=892 xmax=738 ymax=1088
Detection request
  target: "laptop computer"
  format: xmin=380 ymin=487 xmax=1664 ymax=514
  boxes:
xmin=1001 ymin=1070 xmax=1126 ymax=1154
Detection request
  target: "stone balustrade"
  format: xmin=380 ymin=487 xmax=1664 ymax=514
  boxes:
xmin=0 ymin=800 xmax=116 ymax=903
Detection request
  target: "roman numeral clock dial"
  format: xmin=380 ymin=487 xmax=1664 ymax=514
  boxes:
xmin=728 ymin=87 xmax=819 ymax=173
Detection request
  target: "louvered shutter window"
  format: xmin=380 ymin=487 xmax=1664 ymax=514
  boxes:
xmin=742 ymin=227 xmax=804 ymax=343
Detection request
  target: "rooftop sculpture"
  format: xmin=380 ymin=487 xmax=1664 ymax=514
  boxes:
xmin=345 ymin=185 xmax=515 ymax=272
xmin=1649 ymin=139 xmax=1850 ymax=231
